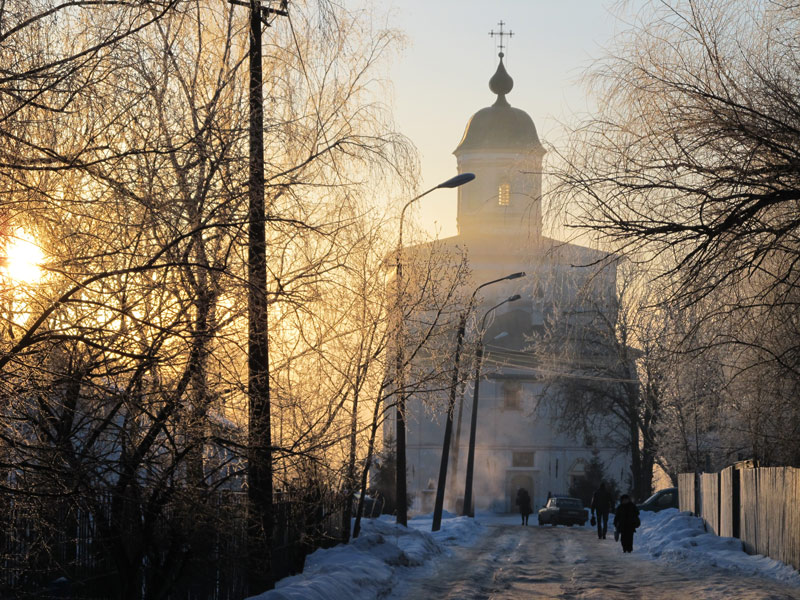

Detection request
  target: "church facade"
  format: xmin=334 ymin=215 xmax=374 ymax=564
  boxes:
xmin=391 ymin=52 xmax=632 ymax=515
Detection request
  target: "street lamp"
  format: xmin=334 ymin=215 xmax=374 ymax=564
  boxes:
xmin=395 ymin=172 xmax=475 ymax=527
xmin=462 ymin=293 xmax=522 ymax=517
xmin=431 ymin=272 xmax=525 ymax=531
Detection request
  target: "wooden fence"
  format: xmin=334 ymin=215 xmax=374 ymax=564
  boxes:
xmin=718 ymin=466 xmax=739 ymax=539
xmin=700 ymin=472 xmax=720 ymax=535
xmin=677 ymin=466 xmax=800 ymax=572
xmin=677 ymin=472 xmax=695 ymax=515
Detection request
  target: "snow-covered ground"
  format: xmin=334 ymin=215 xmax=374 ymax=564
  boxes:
xmin=247 ymin=509 xmax=800 ymax=599
xmin=636 ymin=509 xmax=800 ymax=586
xmin=245 ymin=511 xmax=484 ymax=600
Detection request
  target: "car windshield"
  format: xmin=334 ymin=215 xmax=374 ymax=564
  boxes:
xmin=559 ymin=498 xmax=582 ymax=508
xmin=643 ymin=491 xmax=663 ymax=504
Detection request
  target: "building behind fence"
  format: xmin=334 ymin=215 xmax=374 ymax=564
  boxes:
xmin=678 ymin=465 xmax=800 ymax=572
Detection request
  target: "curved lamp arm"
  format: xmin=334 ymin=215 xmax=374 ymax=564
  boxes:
xmin=480 ymin=293 xmax=521 ymax=331
xmin=398 ymin=173 xmax=475 ymax=253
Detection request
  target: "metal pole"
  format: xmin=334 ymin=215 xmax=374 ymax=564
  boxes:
xmin=462 ymin=294 xmax=520 ymax=517
xmin=449 ymin=379 xmax=467 ymax=503
xmin=462 ymin=342 xmax=483 ymax=517
xmin=432 ymin=273 xmax=523 ymax=530
xmin=394 ymin=190 xmax=428 ymax=527
xmin=394 ymin=188 xmax=432 ymax=527
xmin=394 ymin=173 xmax=475 ymax=527
xmin=431 ymin=311 xmax=467 ymax=531
xmin=395 ymin=238 xmax=408 ymax=526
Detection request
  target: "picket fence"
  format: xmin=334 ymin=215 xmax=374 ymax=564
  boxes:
xmin=678 ymin=466 xmax=800 ymax=571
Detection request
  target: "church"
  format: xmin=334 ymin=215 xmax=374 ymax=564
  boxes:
xmin=391 ymin=47 xmax=633 ymax=515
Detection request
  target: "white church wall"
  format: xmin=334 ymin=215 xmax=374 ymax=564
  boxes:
xmin=456 ymin=150 xmax=542 ymax=239
xmin=399 ymin=373 xmax=632 ymax=514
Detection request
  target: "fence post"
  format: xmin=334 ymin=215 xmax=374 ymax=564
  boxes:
xmin=694 ymin=472 xmax=701 ymax=518
xmin=716 ymin=470 xmax=721 ymax=535
xmin=732 ymin=466 xmax=740 ymax=539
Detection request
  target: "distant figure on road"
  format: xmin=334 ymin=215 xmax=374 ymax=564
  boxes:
xmin=590 ymin=482 xmax=612 ymax=539
xmin=613 ymin=494 xmax=640 ymax=553
xmin=516 ymin=488 xmax=532 ymax=526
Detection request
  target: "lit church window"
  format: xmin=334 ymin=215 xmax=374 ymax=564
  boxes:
xmin=498 ymin=183 xmax=511 ymax=206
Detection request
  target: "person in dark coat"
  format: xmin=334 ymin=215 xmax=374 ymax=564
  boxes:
xmin=516 ymin=488 xmax=532 ymax=525
xmin=613 ymin=494 xmax=640 ymax=553
xmin=590 ymin=482 xmax=612 ymax=539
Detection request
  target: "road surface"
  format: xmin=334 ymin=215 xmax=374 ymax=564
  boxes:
xmin=389 ymin=522 xmax=800 ymax=599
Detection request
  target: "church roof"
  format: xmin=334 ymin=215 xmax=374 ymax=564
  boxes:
xmin=454 ymin=53 xmax=545 ymax=155
xmin=406 ymin=233 xmax=615 ymax=271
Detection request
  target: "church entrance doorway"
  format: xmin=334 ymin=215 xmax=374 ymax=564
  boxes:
xmin=507 ymin=472 xmax=534 ymax=513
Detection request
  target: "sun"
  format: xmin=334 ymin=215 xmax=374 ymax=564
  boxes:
xmin=2 ymin=230 xmax=44 ymax=283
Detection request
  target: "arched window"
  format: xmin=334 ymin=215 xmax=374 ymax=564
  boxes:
xmin=498 ymin=183 xmax=511 ymax=206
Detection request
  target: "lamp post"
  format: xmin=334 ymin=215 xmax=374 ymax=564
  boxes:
xmin=462 ymin=293 xmax=521 ymax=517
xmin=394 ymin=172 xmax=475 ymax=527
xmin=431 ymin=273 xmax=525 ymax=531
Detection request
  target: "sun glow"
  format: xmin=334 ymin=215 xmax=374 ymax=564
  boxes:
xmin=2 ymin=230 xmax=44 ymax=283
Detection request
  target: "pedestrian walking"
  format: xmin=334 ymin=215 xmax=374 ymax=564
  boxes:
xmin=613 ymin=494 xmax=640 ymax=553
xmin=590 ymin=482 xmax=612 ymax=539
xmin=516 ymin=488 xmax=532 ymax=526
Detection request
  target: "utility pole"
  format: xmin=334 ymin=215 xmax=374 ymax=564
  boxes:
xmin=431 ymin=273 xmax=524 ymax=531
xmin=229 ymin=0 xmax=287 ymax=593
xmin=393 ymin=173 xmax=475 ymax=527
xmin=463 ymin=294 xmax=520 ymax=517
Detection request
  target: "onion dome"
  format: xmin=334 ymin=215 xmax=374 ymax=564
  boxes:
xmin=454 ymin=53 xmax=545 ymax=155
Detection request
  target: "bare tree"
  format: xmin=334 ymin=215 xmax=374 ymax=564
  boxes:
xmin=556 ymin=0 xmax=800 ymax=301
xmin=533 ymin=261 xmax=668 ymax=500
xmin=654 ymin=297 xmax=734 ymax=479
xmin=0 ymin=0 xmax=423 ymax=596
xmin=550 ymin=0 xmax=800 ymax=471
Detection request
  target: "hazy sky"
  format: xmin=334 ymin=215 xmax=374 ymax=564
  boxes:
xmin=384 ymin=0 xmax=647 ymax=238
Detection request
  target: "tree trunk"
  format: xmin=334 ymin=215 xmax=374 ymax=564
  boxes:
xmin=341 ymin=367 xmax=362 ymax=543
xmin=353 ymin=388 xmax=384 ymax=539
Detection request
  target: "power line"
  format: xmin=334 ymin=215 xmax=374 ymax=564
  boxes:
xmin=477 ymin=346 xmax=640 ymax=383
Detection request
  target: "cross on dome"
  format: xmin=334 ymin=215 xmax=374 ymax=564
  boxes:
xmin=489 ymin=20 xmax=514 ymax=55
xmin=488 ymin=23 xmax=514 ymax=104
xmin=454 ymin=20 xmax=544 ymax=156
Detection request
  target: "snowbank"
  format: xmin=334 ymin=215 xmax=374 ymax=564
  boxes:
xmin=636 ymin=509 xmax=800 ymax=586
xmin=245 ymin=513 xmax=484 ymax=600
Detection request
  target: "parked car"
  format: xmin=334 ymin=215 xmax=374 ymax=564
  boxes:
xmin=637 ymin=487 xmax=678 ymax=512
xmin=352 ymin=492 xmax=384 ymax=518
xmin=538 ymin=496 xmax=588 ymax=526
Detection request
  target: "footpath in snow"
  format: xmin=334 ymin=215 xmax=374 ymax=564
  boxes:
xmin=247 ymin=508 xmax=800 ymax=599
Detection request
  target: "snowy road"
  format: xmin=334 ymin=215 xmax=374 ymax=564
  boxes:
xmin=389 ymin=523 xmax=800 ymax=600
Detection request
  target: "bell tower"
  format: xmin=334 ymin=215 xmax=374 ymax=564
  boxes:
xmin=453 ymin=40 xmax=545 ymax=242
